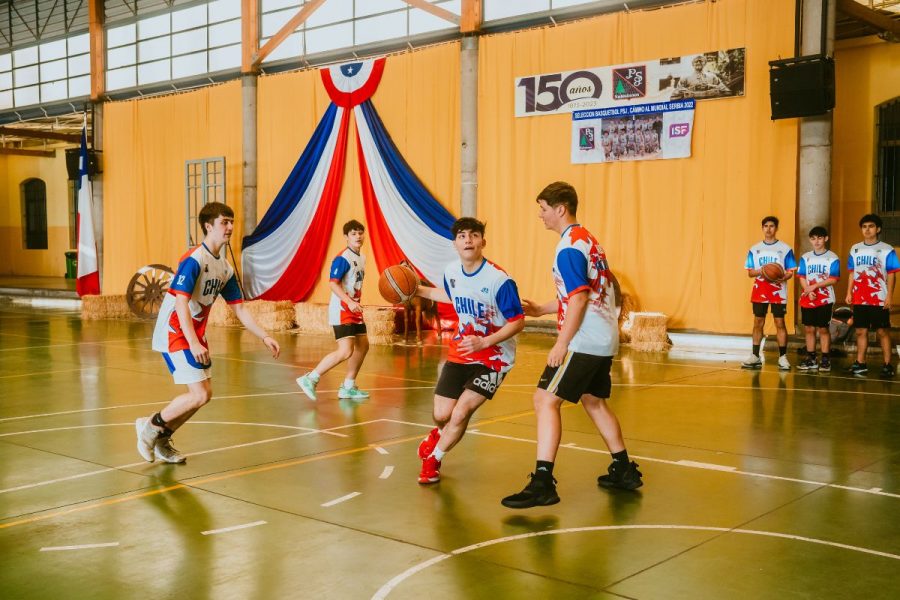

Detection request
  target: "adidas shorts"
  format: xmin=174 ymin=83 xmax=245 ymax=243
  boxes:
xmin=435 ymin=361 xmax=506 ymax=400
xmin=162 ymin=349 xmax=211 ymax=385
xmin=538 ymin=352 xmax=613 ymax=403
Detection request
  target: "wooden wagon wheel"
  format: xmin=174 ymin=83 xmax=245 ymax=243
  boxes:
xmin=126 ymin=264 xmax=175 ymax=319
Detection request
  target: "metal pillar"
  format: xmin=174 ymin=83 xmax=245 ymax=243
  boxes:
xmin=91 ymin=102 xmax=104 ymax=289
xmin=460 ymin=35 xmax=478 ymax=218
xmin=242 ymin=74 xmax=258 ymax=235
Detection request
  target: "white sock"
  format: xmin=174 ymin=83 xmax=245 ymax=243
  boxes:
xmin=309 ymin=371 xmax=320 ymax=382
xmin=431 ymin=447 xmax=446 ymax=461
xmin=343 ymin=378 xmax=355 ymax=389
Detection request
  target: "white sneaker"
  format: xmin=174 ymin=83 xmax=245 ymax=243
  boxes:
xmin=777 ymin=355 xmax=791 ymax=371
xmin=135 ymin=417 xmax=162 ymax=462
xmin=741 ymin=354 xmax=762 ymax=369
xmin=154 ymin=436 xmax=186 ymax=464
xmin=296 ymin=374 xmax=318 ymax=401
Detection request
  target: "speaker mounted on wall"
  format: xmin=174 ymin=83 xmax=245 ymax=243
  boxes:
xmin=769 ymin=54 xmax=835 ymax=120
xmin=65 ymin=148 xmax=102 ymax=180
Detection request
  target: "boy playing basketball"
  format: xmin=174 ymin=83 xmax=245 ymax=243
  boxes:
xmin=797 ymin=226 xmax=840 ymax=372
xmin=297 ymin=220 xmax=371 ymax=400
xmin=415 ymin=217 xmax=525 ymax=484
xmin=742 ymin=216 xmax=796 ymax=370
xmin=502 ymin=182 xmax=641 ymax=509
xmin=136 ymin=202 xmax=281 ymax=463
xmin=845 ymin=214 xmax=899 ymax=378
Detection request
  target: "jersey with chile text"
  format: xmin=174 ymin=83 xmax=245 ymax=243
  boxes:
xmin=442 ymin=258 xmax=524 ymax=373
xmin=328 ymin=248 xmax=366 ymax=325
xmin=847 ymin=241 xmax=900 ymax=306
xmin=554 ymin=224 xmax=619 ymax=357
xmin=797 ymin=250 xmax=840 ymax=308
xmin=745 ymin=240 xmax=797 ymax=304
xmin=152 ymin=244 xmax=242 ymax=353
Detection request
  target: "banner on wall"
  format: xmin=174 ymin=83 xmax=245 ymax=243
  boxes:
xmin=571 ymin=99 xmax=695 ymax=164
xmin=516 ymin=48 xmax=744 ymax=117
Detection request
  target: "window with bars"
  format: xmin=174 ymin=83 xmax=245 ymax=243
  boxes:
xmin=185 ymin=157 xmax=226 ymax=247
xmin=875 ymin=98 xmax=900 ymax=246
xmin=22 ymin=178 xmax=48 ymax=249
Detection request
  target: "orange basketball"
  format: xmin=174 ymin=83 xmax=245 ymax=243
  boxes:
xmin=379 ymin=264 xmax=419 ymax=304
xmin=760 ymin=262 xmax=785 ymax=282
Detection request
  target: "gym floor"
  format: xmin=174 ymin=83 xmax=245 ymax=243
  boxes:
xmin=1 ymin=301 xmax=898 ymax=599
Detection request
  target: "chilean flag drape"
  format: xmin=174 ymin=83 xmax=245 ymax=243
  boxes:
xmin=75 ymin=117 xmax=100 ymax=296
xmin=242 ymin=57 xmax=457 ymax=301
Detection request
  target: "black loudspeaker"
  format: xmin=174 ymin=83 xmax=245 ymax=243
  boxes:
xmin=769 ymin=55 xmax=835 ymax=120
xmin=65 ymin=148 xmax=102 ymax=180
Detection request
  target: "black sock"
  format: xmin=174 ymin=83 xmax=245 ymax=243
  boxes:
xmin=151 ymin=413 xmax=174 ymax=437
xmin=779 ymin=346 xmax=787 ymax=357
xmin=534 ymin=460 xmax=554 ymax=480
xmin=611 ymin=450 xmax=629 ymax=469
xmin=752 ymin=344 xmax=760 ymax=357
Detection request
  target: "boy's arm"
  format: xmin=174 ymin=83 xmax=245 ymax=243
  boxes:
xmin=417 ymin=284 xmax=451 ymax=304
xmin=548 ymin=290 xmax=588 ymax=367
xmin=886 ymin=272 xmax=895 ymax=311
xmin=458 ymin=318 xmax=525 ymax=355
xmin=329 ymin=280 xmax=361 ymax=313
xmin=231 ymin=303 xmax=281 ymax=358
xmin=522 ymin=299 xmax=557 ymax=317
xmin=174 ymin=295 xmax=208 ymax=365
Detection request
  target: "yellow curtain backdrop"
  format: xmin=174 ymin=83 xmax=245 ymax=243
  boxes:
xmin=102 ymin=82 xmax=243 ymax=294
xmin=256 ymin=41 xmax=461 ymax=306
xmin=478 ymin=0 xmax=797 ymax=333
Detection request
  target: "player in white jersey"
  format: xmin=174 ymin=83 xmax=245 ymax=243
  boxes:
xmin=796 ymin=226 xmax=840 ymax=372
xmin=844 ymin=214 xmax=899 ymax=378
xmin=414 ymin=217 xmax=525 ymax=484
xmin=742 ymin=216 xmax=797 ymax=370
xmin=502 ymin=182 xmax=641 ymax=510
xmin=297 ymin=220 xmax=371 ymax=400
xmin=136 ymin=202 xmax=280 ymax=464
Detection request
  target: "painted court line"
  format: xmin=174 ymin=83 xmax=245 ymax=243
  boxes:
xmin=201 ymin=520 xmax=267 ymax=536
xmin=321 ymin=492 xmax=361 ymax=508
xmin=40 ymin=542 xmax=119 ymax=552
xmin=371 ymin=525 xmax=900 ymax=599
xmin=379 ymin=466 xmax=394 ymax=479
xmin=372 ymin=445 xmax=389 ymax=455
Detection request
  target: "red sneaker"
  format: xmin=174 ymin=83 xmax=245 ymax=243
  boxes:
xmin=417 ymin=427 xmax=440 ymax=460
xmin=417 ymin=455 xmax=441 ymax=484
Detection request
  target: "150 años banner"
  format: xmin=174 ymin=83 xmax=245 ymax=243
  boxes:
xmin=571 ymin=100 xmax=695 ymax=164
xmin=517 ymin=48 xmax=744 ymax=117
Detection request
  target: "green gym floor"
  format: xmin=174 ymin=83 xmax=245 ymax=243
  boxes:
xmin=1 ymin=301 xmax=899 ymax=599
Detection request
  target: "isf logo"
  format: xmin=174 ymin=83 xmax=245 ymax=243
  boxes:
xmin=669 ymin=123 xmax=690 ymax=137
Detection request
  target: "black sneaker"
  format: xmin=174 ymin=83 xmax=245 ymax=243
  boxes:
xmin=880 ymin=363 xmax=895 ymax=379
xmin=797 ymin=357 xmax=818 ymax=371
xmin=819 ymin=356 xmax=831 ymax=372
xmin=598 ymin=461 xmax=643 ymax=491
xmin=848 ymin=362 xmax=868 ymax=376
xmin=501 ymin=474 xmax=560 ymax=509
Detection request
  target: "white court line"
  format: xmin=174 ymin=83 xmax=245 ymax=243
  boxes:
xmin=201 ymin=520 xmax=267 ymax=536
xmin=40 ymin=542 xmax=119 ymax=552
xmin=677 ymin=460 xmax=738 ymax=472
xmin=321 ymin=492 xmax=361 ymax=507
xmin=371 ymin=445 xmax=389 ymax=455
xmin=379 ymin=466 xmax=394 ymax=479
xmin=0 ymin=337 xmax=154 ymax=353
xmin=371 ymin=524 xmax=900 ymax=599
xmin=0 ymin=421 xmax=343 ymax=439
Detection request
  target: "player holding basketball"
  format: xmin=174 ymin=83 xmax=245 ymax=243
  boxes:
xmin=297 ymin=220 xmax=371 ymax=400
xmin=414 ymin=217 xmax=525 ymax=484
xmin=797 ymin=226 xmax=840 ymax=372
xmin=742 ymin=216 xmax=796 ymax=370
xmin=136 ymin=202 xmax=281 ymax=463
xmin=502 ymin=181 xmax=641 ymax=510
xmin=845 ymin=214 xmax=899 ymax=378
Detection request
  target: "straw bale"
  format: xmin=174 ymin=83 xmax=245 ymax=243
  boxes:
xmin=626 ymin=311 xmax=672 ymax=352
xmin=293 ymin=303 xmax=331 ymax=335
xmin=209 ymin=297 xmax=241 ymax=326
xmin=617 ymin=293 xmax=640 ymax=342
xmin=209 ymin=298 xmax=296 ymax=331
xmin=81 ymin=294 xmax=133 ymax=320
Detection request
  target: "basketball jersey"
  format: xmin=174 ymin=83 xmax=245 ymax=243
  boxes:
xmin=847 ymin=241 xmax=900 ymax=306
xmin=745 ymin=240 xmax=797 ymax=304
xmin=554 ymin=224 xmax=618 ymax=357
xmin=328 ymin=248 xmax=365 ymax=325
xmin=152 ymin=244 xmax=242 ymax=353
xmin=442 ymin=258 xmax=524 ymax=373
xmin=797 ymin=250 xmax=840 ymax=308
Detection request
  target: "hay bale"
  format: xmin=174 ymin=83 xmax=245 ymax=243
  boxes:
xmin=363 ymin=306 xmax=402 ymax=345
xmin=294 ymin=303 xmax=331 ymax=335
xmin=618 ymin=293 xmax=640 ymax=342
xmin=626 ymin=312 xmax=672 ymax=352
xmin=81 ymin=294 xmax=133 ymax=320
xmin=210 ymin=298 xmax=296 ymax=331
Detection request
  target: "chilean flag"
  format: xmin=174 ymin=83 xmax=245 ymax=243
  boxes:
xmin=75 ymin=117 xmax=100 ymax=296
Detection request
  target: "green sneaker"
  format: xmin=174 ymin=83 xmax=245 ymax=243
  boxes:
xmin=338 ymin=386 xmax=369 ymax=400
xmin=296 ymin=374 xmax=318 ymax=401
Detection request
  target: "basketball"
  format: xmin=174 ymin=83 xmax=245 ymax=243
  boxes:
xmin=379 ymin=264 xmax=419 ymax=304
xmin=760 ymin=263 xmax=785 ymax=282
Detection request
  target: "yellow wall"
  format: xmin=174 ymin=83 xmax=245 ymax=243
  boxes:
xmin=478 ymin=0 xmax=798 ymax=333
xmin=0 ymin=149 xmax=72 ymax=277
xmin=832 ymin=36 xmax=900 ymax=307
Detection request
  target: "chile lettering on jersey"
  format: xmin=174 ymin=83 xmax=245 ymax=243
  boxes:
xmin=455 ymin=296 xmax=487 ymax=319
xmin=759 ymin=256 xmax=780 ymax=266
xmin=806 ymin=264 xmax=831 ymax=275
xmin=855 ymin=255 xmax=880 ymax=267
xmin=202 ymin=278 xmax=222 ymax=296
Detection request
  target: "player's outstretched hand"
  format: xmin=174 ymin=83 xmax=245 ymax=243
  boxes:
xmin=522 ymin=299 xmax=543 ymax=317
xmin=263 ymin=336 xmax=281 ymax=359
xmin=458 ymin=335 xmax=486 ymax=355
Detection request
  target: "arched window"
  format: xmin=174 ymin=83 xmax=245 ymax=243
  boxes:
xmin=875 ymin=98 xmax=899 ymax=245
xmin=21 ymin=178 xmax=48 ymax=250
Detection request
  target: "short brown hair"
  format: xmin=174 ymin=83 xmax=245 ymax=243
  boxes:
xmin=198 ymin=202 xmax=234 ymax=233
xmin=537 ymin=181 xmax=578 ymax=217
xmin=451 ymin=217 xmax=485 ymax=237
xmin=343 ymin=219 xmax=365 ymax=235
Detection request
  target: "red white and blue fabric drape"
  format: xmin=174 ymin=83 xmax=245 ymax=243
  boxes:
xmin=242 ymin=57 xmax=457 ymax=301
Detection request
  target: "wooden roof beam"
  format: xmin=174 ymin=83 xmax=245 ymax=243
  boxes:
xmin=252 ymin=0 xmax=326 ymax=69
xmin=836 ymin=0 xmax=900 ymax=39
xmin=0 ymin=147 xmax=56 ymax=158
xmin=460 ymin=0 xmax=482 ymax=33
xmin=242 ymin=0 xmax=259 ymax=74
xmin=0 ymin=126 xmax=81 ymax=143
xmin=89 ymin=0 xmax=106 ymax=101
xmin=402 ymin=0 xmax=461 ymax=26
